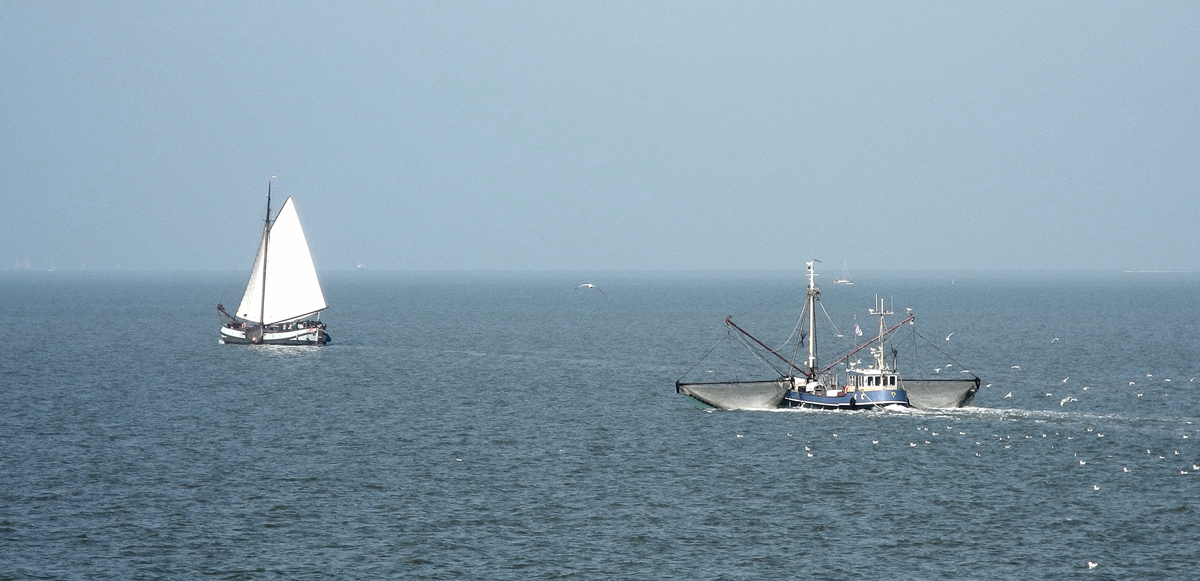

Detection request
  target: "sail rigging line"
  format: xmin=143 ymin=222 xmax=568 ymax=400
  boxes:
xmin=816 ymin=313 xmax=914 ymax=375
xmin=725 ymin=317 xmax=812 ymax=378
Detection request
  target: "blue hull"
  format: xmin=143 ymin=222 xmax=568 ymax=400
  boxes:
xmin=782 ymin=389 xmax=908 ymax=410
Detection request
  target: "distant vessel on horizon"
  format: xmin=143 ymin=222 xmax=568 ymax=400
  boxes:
xmin=835 ymin=261 xmax=853 ymax=285
xmin=218 ymin=181 xmax=331 ymax=346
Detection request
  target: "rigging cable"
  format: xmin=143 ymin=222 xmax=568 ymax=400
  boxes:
xmin=729 ymin=327 xmax=788 ymax=377
xmin=820 ymin=300 xmax=858 ymax=349
xmin=675 ymin=333 xmax=730 ymax=383
xmin=774 ymin=306 xmax=806 ymax=352
xmin=911 ymin=329 xmax=976 ymax=378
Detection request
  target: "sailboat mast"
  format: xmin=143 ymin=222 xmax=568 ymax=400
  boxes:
xmin=259 ymin=180 xmax=272 ymax=327
xmin=805 ymin=260 xmax=820 ymax=376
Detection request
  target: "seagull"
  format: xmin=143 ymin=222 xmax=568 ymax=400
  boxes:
xmin=1079 ymin=460 xmax=1086 ymax=465
xmin=1123 ymin=467 xmax=1130 ymax=472
xmin=1051 ymin=337 xmax=1059 ymax=342
xmin=1063 ymin=377 xmax=1069 ymax=383
xmin=1093 ymin=485 xmax=1100 ymax=491
xmin=945 ymin=332 xmax=955 ymax=341
xmin=1004 ymin=391 xmax=1012 ymax=398
xmin=1088 ymin=562 xmax=1098 ymax=569
xmin=933 ymin=368 xmax=940 ymax=374
xmin=574 ymin=283 xmax=608 ymax=297
xmin=1011 ymin=365 xmax=1021 ymax=370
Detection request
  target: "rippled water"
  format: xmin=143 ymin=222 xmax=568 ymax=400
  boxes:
xmin=1 ymin=270 xmax=1197 ymax=579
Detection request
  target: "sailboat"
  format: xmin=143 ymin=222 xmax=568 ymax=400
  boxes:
xmin=835 ymin=261 xmax=853 ymax=285
xmin=218 ymin=181 xmax=331 ymax=346
xmin=676 ymin=260 xmax=980 ymax=410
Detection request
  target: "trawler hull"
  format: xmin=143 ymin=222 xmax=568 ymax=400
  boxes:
xmin=220 ymin=325 xmax=330 ymax=346
xmin=901 ymin=378 xmax=980 ymax=408
xmin=781 ymin=388 xmax=908 ymax=410
xmin=675 ymin=380 xmax=790 ymax=410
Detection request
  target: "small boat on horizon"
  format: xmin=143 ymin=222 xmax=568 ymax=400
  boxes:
xmin=218 ymin=180 xmax=331 ymax=346
xmin=835 ymin=261 xmax=853 ymax=285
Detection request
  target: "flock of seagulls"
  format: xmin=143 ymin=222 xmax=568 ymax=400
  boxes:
xmin=762 ymin=426 xmax=1197 ymax=491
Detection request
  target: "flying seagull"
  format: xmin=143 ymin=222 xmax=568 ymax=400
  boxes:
xmin=945 ymin=332 xmax=955 ymax=341
xmin=574 ymin=283 xmax=608 ymax=298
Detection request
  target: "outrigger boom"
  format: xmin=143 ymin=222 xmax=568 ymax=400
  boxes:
xmin=817 ymin=313 xmax=914 ymax=375
xmin=723 ymin=312 xmax=914 ymax=379
xmin=724 ymin=317 xmax=813 ymax=379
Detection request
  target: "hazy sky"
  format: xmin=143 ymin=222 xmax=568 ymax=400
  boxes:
xmin=2 ymin=2 xmax=1198 ymax=271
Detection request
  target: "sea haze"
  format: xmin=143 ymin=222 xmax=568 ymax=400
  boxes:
xmin=1 ymin=270 xmax=1197 ymax=579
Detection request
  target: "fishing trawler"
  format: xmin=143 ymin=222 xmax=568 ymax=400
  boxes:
xmin=218 ymin=181 xmax=331 ymax=346
xmin=676 ymin=261 xmax=979 ymax=410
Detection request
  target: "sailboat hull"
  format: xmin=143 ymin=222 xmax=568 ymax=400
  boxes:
xmin=220 ymin=325 xmax=330 ymax=346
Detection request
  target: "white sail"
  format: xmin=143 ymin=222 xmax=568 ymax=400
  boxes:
xmin=235 ymin=197 xmax=327 ymax=324
xmin=236 ymin=232 xmax=268 ymax=322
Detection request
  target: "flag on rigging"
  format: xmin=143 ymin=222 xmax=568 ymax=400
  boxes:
xmin=854 ymin=324 xmax=862 ymax=337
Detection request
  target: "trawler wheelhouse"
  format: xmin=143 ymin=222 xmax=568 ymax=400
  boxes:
xmin=847 ymin=369 xmax=899 ymax=389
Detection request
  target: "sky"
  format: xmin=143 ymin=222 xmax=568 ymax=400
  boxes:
xmin=2 ymin=2 xmax=1198 ymax=272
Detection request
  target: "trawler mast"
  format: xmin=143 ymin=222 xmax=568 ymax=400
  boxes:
xmin=805 ymin=260 xmax=820 ymax=377
xmin=869 ymin=296 xmax=893 ymax=371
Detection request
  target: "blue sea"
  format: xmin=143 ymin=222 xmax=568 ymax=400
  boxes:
xmin=2 ymin=270 xmax=1197 ymax=580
